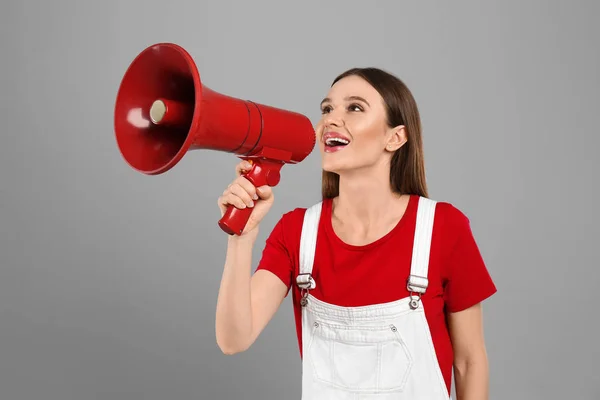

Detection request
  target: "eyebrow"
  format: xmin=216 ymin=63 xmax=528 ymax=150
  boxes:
xmin=320 ymin=96 xmax=371 ymax=107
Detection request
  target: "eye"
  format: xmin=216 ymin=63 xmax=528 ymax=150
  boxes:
xmin=320 ymin=105 xmax=332 ymax=114
xmin=348 ymin=103 xmax=363 ymax=112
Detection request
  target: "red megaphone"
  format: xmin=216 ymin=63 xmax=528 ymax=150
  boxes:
xmin=114 ymin=43 xmax=316 ymax=235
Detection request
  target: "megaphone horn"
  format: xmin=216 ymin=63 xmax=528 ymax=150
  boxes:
xmin=114 ymin=43 xmax=316 ymax=235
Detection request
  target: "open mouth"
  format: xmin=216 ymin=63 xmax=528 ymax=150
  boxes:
xmin=323 ymin=132 xmax=350 ymax=152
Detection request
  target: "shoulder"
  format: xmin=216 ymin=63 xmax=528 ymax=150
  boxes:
xmin=425 ymin=197 xmax=477 ymax=245
xmin=432 ymin=199 xmax=471 ymax=227
xmin=277 ymin=205 xmax=308 ymax=228
xmin=268 ymin=199 xmax=328 ymax=242
xmin=277 ymin=199 xmax=329 ymax=227
xmin=258 ymin=201 xmax=327 ymax=271
xmin=415 ymin=196 xmax=471 ymax=226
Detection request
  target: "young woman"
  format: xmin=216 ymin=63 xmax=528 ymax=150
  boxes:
xmin=215 ymin=68 xmax=497 ymax=399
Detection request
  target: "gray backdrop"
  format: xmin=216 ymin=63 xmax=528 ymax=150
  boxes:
xmin=1 ymin=0 xmax=598 ymax=399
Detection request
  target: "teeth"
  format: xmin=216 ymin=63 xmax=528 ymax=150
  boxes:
xmin=325 ymin=137 xmax=349 ymax=145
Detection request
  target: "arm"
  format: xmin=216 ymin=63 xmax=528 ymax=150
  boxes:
xmin=215 ymin=232 xmax=288 ymax=355
xmin=214 ymin=161 xmax=289 ymax=355
xmin=447 ymin=302 xmax=490 ymax=400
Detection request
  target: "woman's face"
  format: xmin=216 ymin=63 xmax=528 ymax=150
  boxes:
xmin=317 ymin=75 xmax=405 ymax=175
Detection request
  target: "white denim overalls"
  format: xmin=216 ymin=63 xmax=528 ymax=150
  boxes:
xmin=295 ymin=196 xmax=451 ymax=399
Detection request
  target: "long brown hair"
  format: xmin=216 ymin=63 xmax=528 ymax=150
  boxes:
xmin=321 ymin=68 xmax=428 ymax=199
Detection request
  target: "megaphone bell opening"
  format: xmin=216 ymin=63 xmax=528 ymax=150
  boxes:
xmin=114 ymin=43 xmax=201 ymax=175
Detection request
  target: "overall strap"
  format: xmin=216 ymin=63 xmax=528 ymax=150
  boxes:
xmin=296 ymin=202 xmax=322 ymax=293
xmin=407 ymin=196 xmax=437 ymax=308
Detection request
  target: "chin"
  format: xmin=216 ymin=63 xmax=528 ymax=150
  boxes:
xmin=321 ymin=154 xmax=380 ymax=176
xmin=321 ymin=159 xmax=352 ymax=175
xmin=319 ymin=146 xmax=361 ymax=174
xmin=322 ymin=166 xmax=342 ymax=174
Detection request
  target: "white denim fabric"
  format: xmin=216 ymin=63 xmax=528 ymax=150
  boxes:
xmin=296 ymin=197 xmax=451 ymax=400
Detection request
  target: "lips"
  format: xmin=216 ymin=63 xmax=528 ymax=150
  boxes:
xmin=323 ymin=131 xmax=351 ymax=152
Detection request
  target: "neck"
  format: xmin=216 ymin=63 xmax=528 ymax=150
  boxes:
xmin=332 ymin=167 xmax=407 ymax=230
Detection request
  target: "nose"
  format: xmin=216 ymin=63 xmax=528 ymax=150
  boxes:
xmin=323 ymin=111 xmax=344 ymax=128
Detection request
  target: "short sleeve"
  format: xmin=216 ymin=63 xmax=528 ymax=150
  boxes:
xmin=442 ymin=205 xmax=497 ymax=313
xmin=254 ymin=211 xmax=299 ymax=296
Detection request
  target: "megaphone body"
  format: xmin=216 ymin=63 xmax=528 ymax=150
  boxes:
xmin=114 ymin=43 xmax=316 ymax=235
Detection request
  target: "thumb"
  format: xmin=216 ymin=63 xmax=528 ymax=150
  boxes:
xmin=256 ymin=185 xmax=273 ymax=200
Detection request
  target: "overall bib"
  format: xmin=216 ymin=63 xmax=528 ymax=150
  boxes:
xmin=295 ymin=197 xmax=451 ymax=400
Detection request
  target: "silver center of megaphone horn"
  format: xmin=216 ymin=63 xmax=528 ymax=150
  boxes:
xmin=149 ymin=99 xmax=167 ymax=124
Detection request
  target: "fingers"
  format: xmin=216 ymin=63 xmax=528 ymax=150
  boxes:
xmin=219 ymin=172 xmax=260 ymax=211
xmin=218 ymin=189 xmax=247 ymax=211
xmin=235 ymin=160 xmax=253 ymax=177
xmin=219 ymin=186 xmax=251 ymax=210
xmin=228 ymin=181 xmax=256 ymax=208
xmin=237 ymin=175 xmax=260 ymax=200
xmin=218 ymin=161 xmax=275 ymax=216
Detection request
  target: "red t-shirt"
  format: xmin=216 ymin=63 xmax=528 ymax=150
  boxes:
xmin=255 ymin=194 xmax=497 ymax=394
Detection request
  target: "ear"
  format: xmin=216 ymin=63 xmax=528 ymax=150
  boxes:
xmin=385 ymin=125 xmax=407 ymax=152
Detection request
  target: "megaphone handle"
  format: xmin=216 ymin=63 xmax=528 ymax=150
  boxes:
xmin=218 ymin=159 xmax=284 ymax=235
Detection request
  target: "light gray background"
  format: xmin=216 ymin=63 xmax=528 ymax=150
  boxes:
xmin=1 ymin=0 xmax=598 ymax=399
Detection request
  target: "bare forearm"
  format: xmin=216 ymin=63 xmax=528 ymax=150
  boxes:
xmin=215 ymin=233 xmax=257 ymax=353
xmin=453 ymin=357 xmax=489 ymax=400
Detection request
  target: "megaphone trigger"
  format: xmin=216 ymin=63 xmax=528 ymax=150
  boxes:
xmin=238 ymin=157 xmax=282 ymax=187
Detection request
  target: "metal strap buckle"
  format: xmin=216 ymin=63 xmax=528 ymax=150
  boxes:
xmin=296 ymin=273 xmax=315 ymax=289
xmin=406 ymin=274 xmax=428 ymax=292
xmin=407 ymin=274 xmax=427 ymax=309
xmin=296 ymin=273 xmax=314 ymax=307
